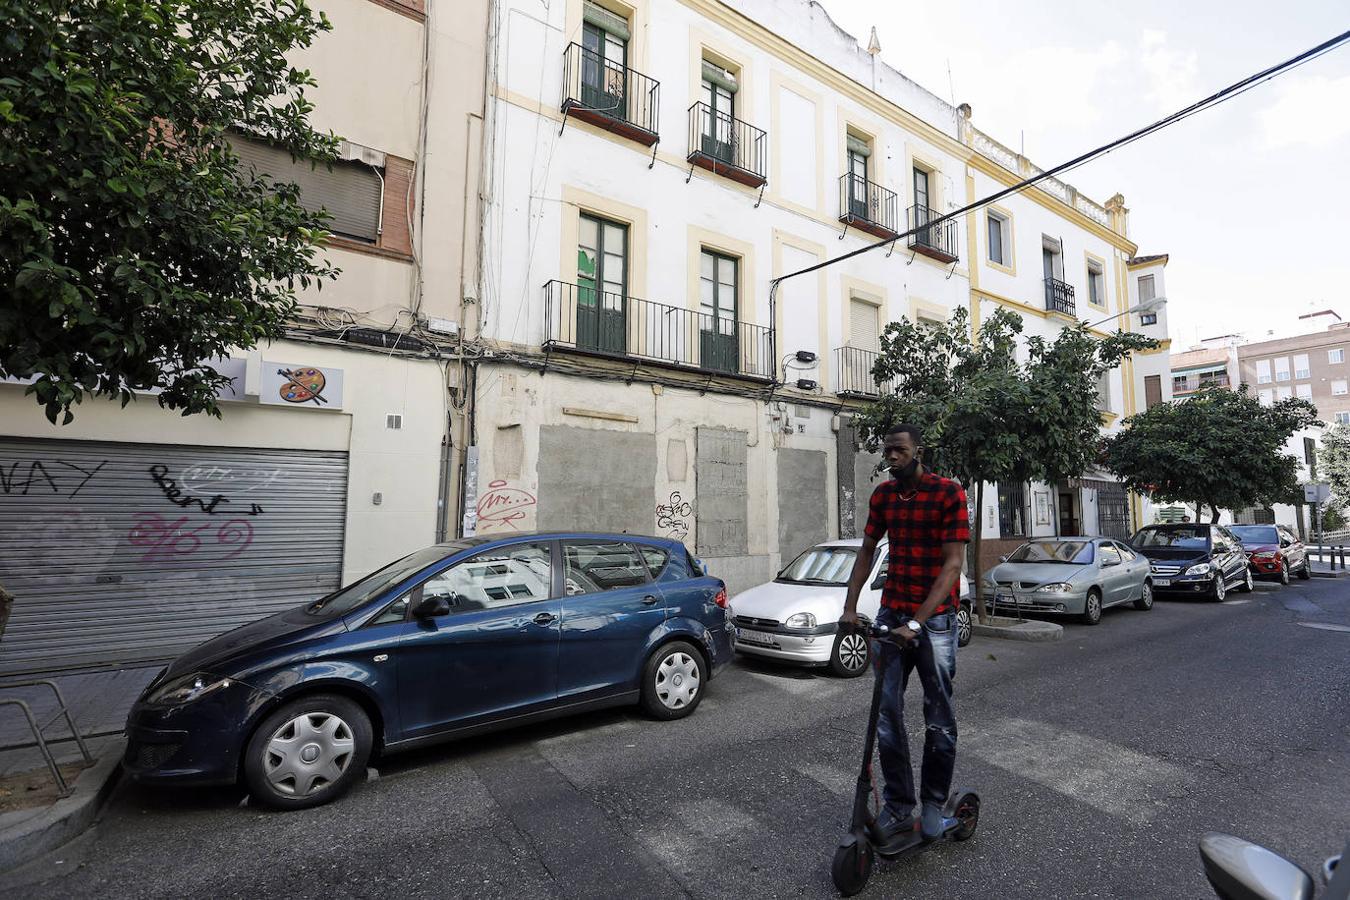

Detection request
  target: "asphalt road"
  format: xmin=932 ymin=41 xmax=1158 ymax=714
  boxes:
xmin=6 ymin=576 xmax=1348 ymax=899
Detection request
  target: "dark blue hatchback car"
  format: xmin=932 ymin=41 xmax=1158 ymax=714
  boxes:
xmin=124 ymin=533 xmax=733 ymax=809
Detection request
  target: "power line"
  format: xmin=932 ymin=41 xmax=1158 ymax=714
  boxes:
xmin=769 ymin=27 xmax=1350 ymax=292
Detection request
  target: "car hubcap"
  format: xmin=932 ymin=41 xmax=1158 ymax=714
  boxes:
xmin=264 ymin=712 xmax=354 ymax=797
xmin=655 ymin=652 xmax=700 ymax=709
xmin=958 ymin=610 xmax=971 ymax=642
xmin=1216 ymin=577 xmax=1225 ymax=600
xmin=838 ymin=633 xmax=868 ymax=671
xmin=1142 ymin=584 xmax=1152 ymax=607
xmin=1089 ymin=595 xmax=1100 ymax=617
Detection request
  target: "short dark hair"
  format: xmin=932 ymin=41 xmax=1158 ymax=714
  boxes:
xmin=885 ymin=423 xmax=923 ymax=445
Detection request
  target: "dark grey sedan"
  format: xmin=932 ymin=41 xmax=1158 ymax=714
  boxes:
xmin=980 ymin=537 xmax=1153 ymax=625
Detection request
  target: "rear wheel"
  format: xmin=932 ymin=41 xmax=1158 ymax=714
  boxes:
xmin=956 ymin=606 xmax=973 ymax=647
xmin=1081 ymin=589 xmax=1103 ymax=625
xmin=1133 ymin=580 xmax=1154 ymax=611
xmin=951 ymin=791 xmax=981 ymax=841
xmin=640 ymin=641 xmax=706 ymax=720
xmin=829 ymin=629 xmax=871 ymax=678
xmin=831 ymin=840 xmax=874 ymax=896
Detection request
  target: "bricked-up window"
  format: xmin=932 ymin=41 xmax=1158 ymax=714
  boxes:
xmin=230 ymin=136 xmax=415 ymax=258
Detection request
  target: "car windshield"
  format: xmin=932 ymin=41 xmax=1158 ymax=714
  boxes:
xmin=1006 ymin=541 xmax=1094 ymax=564
xmin=1133 ymin=528 xmax=1210 ymax=549
xmin=778 ymin=546 xmax=858 ymax=585
xmin=305 ymin=545 xmax=452 ymax=618
xmin=1227 ymin=525 xmax=1279 ymax=545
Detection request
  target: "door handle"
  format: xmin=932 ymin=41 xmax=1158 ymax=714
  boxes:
xmin=641 ymin=595 xmax=659 ymax=606
xmin=533 ymin=612 xmax=557 ymax=626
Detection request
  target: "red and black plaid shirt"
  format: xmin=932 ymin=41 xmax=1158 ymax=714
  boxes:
xmin=864 ymin=470 xmax=971 ymax=615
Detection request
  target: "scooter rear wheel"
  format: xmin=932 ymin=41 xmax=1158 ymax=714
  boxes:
xmin=831 ymin=841 xmax=874 ymax=896
xmin=951 ymin=792 xmax=980 ymax=842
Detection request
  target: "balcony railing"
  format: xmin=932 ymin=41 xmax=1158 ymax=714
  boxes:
xmin=906 ymin=204 xmax=959 ymax=262
xmin=544 ymin=280 xmax=773 ymax=379
xmin=838 ymin=174 xmax=899 ymax=239
xmin=1173 ymin=373 xmax=1231 ymax=394
xmin=561 ymin=43 xmax=660 ymax=146
xmin=1044 ymin=277 xmax=1076 ymax=316
xmin=686 ymin=102 xmax=767 ymax=188
xmin=834 ymin=346 xmax=894 ymax=397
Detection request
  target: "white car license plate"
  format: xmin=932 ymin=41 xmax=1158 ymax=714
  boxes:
xmin=1154 ymin=578 xmax=1171 ymax=587
xmin=737 ymin=629 xmax=775 ymax=647
xmin=996 ymin=590 xmax=1015 ymax=603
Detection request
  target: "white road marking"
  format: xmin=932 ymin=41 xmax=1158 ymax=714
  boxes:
xmin=962 ymin=718 xmax=1188 ymax=824
xmin=744 ymin=670 xmax=848 ymax=697
xmin=635 ymin=799 xmax=763 ymax=876
xmin=796 ymin=762 xmax=856 ymax=797
xmin=535 ymin=717 xmax=637 ymax=748
xmin=1296 ymin=622 xmax=1350 ymax=633
xmin=1222 ymin=598 xmax=1253 ymax=605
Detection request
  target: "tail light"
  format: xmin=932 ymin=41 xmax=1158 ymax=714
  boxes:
xmin=714 ymin=587 xmax=728 ymax=609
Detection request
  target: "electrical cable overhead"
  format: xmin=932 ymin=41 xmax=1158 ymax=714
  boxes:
xmin=769 ymin=27 xmax=1350 ymax=292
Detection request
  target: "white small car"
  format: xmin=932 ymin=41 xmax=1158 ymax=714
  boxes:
xmin=730 ymin=539 xmax=972 ymax=677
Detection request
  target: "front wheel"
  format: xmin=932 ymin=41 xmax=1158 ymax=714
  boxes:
xmin=1278 ymin=562 xmax=1290 ymax=586
xmin=956 ymin=606 xmax=973 ymax=647
xmin=829 ymin=629 xmax=870 ymax=678
xmin=1212 ymin=572 xmax=1227 ymax=602
xmin=831 ymin=840 xmax=874 ymax=896
xmin=640 ymin=641 xmax=706 ymax=720
xmin=1133 ymin=580 xmax=1154 ymax=611
xmin=1297 ymin=559 xmax=1312 ymax=580
xmin=243 ymin=694 xmax=372 ymax=811
xmin=1239 ymin=567 xmax=1255 ymax=592
xmin=1081 ymin=589 xmax=1103 ymax=625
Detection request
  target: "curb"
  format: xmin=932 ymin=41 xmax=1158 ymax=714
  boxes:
xmin=0 ymin=738 xmax=124 ymax=873
xmin=971 ymin=617 xmax=1063 ymax=642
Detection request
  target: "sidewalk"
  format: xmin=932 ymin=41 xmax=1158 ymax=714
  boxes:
xmin=0 ymin=664 xmax=159 ymax=872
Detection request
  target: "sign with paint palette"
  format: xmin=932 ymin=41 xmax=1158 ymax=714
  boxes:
xmin=261 ymin=362 xmax=344 ymax=409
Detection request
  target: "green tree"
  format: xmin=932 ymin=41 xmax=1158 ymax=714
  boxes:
xmin=855 ymin=307 xmax=1155 ymax=622
xmin=1315 ymin=424 xmax=1350 ymax=518
xmin=1104 ymin=387 xmax=1319 ymax=522
xmin=1 ymin=0 xmax=339 ymax=424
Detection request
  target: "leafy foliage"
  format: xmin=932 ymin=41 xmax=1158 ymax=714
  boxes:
xmin=855 ymin=307 xmax=1157 ymax=619
xmin=1316 ymin=424 xmax=1350 ymax=513
xmin=1 ymin=0 xmax=339 ymax=423
xmin=1104 ymin=387 xmax=1319 ymax=521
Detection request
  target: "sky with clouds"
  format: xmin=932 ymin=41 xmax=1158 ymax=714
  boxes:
xmin=814 ymin=0 xmax=1350 ymax=349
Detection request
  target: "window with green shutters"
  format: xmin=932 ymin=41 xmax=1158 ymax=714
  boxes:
xmin=577 ymin=214 xmax=628 ymax=354
xmin=699 ymin=249 xmax=738 ymax=373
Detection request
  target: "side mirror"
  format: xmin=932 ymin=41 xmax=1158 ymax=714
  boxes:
xmin=1279 ymin=539 xmax=1291 ymax=549
xmin=869 ymin=570 xmax=886 ymax=590
xmin=412 ymin=595 xmax=452 ymax=619
xmin=1198 ymin=833 xmax=1315 ymax=900
xmin=998 ymin=555 xmax=1009 ymax=563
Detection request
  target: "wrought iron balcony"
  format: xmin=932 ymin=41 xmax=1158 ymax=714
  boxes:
xmin=906 ymin=204 xmax=959 ymax=263
xmin=1044 ymin=277 xmax=1076 ymax=316
xmin=561 ymin=43 xmax=660 ymax=147
xmin=686 ymin=102 xmax=767 ymax=188
xmin=1172 ymin=372 xmax=1231 ymax=395
xmin=838 ymin=174 xmax=899 ymax=240
xmin=544 ymin=280 xmax=773 ymax=380
xmin=834 ymin=346 xmax=894 ymax=397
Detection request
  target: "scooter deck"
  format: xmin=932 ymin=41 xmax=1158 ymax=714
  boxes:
xmin=871 ymin=817 xmax=965 ymax=860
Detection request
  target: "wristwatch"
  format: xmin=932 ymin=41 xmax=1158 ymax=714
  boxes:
xmin=905 ymin=619 xmax=922 ymax=634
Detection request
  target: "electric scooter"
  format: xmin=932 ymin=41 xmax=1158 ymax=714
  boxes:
xmin=830 ymin=623 xmax=981 ymax=897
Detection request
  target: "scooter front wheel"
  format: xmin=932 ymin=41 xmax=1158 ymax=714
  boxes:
xmin=831 ymin=840 xmax=874 ymax=896
xmin=951 ymin=792 xmax=980 ymax=842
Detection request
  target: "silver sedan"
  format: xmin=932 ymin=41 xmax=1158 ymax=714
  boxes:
xmin=980 ymin=537 xmax=1153 ymax=625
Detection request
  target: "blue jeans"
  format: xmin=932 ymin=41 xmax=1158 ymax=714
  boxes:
xmin=873 ymin=607 xmax=958 ymax=820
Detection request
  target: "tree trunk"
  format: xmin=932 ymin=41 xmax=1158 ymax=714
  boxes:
xmin=1209 ymin=503 xmax=1221 ymax=524
xmin=1195 ymin=500 xmax=1205 ymax=522
xmin=972 ymin=480 xmax=989 ymax=624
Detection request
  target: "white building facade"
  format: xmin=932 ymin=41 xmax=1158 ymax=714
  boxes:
xmin=474 ymin=0 xmax=1172 ymax=588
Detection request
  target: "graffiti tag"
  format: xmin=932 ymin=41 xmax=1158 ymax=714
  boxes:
xmin=656 ymin=491 xmax=693 ymax=540
xmin=150 ymin=465 xmax=264 ymax=516
xmin=127 ymin=511 xmax=255 ymax=562
xmin=181 ymin=462 xmax=281 ymax=495
xmin=0 ymin=459 xmax=106 ymax=498
xmin=475 ymin=480 xmax=536 ymax=532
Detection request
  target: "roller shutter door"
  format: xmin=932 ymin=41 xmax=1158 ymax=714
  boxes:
xmin=0 ymin=438 xmax=347 ymax=675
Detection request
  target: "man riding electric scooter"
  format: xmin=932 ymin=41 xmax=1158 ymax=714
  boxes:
xmin=839 ymin=423 xmax=969 ymax=849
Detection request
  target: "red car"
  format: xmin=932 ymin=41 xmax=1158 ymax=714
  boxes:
xmin=1227 ymin=524 xmax=1310 ymax=585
